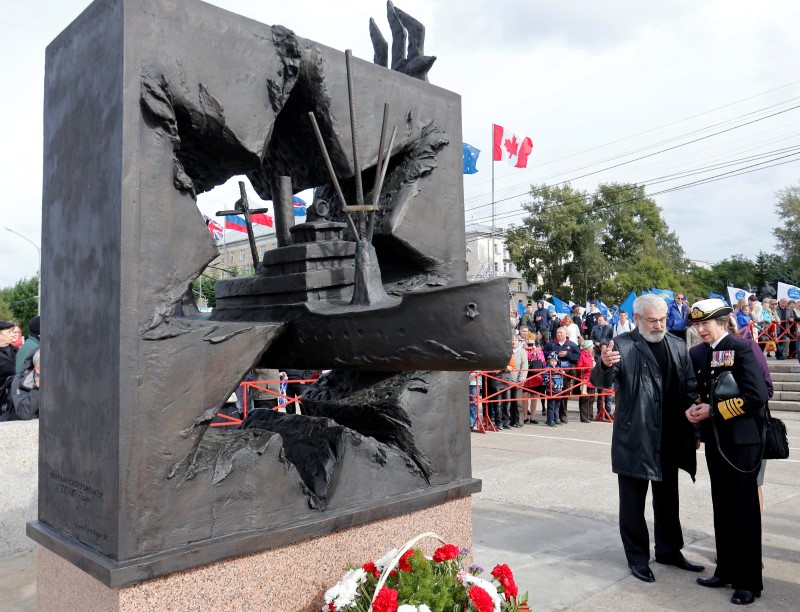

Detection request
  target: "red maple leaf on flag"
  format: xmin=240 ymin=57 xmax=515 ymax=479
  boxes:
xmin=503 ymin=135 xmax=519 ymax=157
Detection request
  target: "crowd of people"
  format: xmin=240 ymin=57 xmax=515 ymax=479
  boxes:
xmin=0 ymin=316 xmax=41 ymax=421
xmin=480 ymin=298 xmax=641 ymax=431
xmin=725 ymin=295 xmax=799 ymax=360
xmin=475 ymin=293 xmax=782 ymax=605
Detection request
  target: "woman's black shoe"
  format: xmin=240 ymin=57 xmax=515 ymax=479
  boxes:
xmin=697 ymin=576 xmax=730 ymax=588
xmin=731 ymin=589 xmax=760 ymax=605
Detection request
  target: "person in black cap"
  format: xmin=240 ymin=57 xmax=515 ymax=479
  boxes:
xmin=0 ymin=321 xmax=18 ymax=380
xmin=16 ymin=315 xmax=40 ymax=374
xmin=591 ymin=294 xmax=703 ymax=584
xmin=518 ymin=301 xmax=536 ymax=330
xmin=584 ymin=300 xmax=602 ymax=339
xmin=685 ymin=298 xmax=768 ymax=605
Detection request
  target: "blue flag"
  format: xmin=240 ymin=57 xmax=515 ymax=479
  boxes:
xmin=597 ymin=300 xmax=611 ymax=318
xmin=551 ymin=295 xmax=572 ymax=315
xmin=650 ymin=288 xmax=674 ymax=304
xmin=709 ymin=291 xmax=729 ymax=306
xmin=462 ymin=142 xmax=480 ymax=174
xmin=619 ymin=291 xmax=636 ymax=317
xmin=517 ymin=300 xmax=526 ymax=318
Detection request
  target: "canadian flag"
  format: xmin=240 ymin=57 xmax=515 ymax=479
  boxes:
xmin=492 ymin=124 xmax=533 ymax=168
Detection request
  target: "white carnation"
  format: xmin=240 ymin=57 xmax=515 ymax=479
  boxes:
xmin=322 ymin=568 xmax=368 ymax=610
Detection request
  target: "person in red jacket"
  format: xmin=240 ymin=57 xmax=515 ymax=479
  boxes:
xmin=577 ymin=340 xmax=595 ymax=422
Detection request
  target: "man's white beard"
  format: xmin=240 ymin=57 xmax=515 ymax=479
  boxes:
xmin=640 ymin=328 xmax=667 ymax=342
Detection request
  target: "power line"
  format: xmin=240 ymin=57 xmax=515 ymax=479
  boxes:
xmin=466 ymin=102 xmax=800 ymax=214
xmin=465 ymin=141 xmax=800 ymax=217
xmin=465 ymin=155 xmax=800 ymax=232
xmin=465 ymin=80 xmax=800 ymax=191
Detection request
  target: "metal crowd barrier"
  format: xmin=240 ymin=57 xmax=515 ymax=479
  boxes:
xmin=738 ymin=319 xmax=798 ymax=358
xmin=211 ymin=377 xmax=317 ymax=427
xmin=470 ymin=366 xmax=614 ymax=433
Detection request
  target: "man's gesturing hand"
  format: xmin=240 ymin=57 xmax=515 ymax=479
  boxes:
xmin=600 ymin=339 xmax=620 ymax=367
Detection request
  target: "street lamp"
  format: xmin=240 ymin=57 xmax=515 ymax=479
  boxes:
xmin=5 ymin=226 xmax=41 ymax=315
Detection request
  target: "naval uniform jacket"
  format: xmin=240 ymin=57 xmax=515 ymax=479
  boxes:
xmin=689 ymin=332 xmax=767 ymax=593
xmin=590 ymin=329 xmax=697 ymax=481
xmin=689 ymin=334 xmax=767 ymax=465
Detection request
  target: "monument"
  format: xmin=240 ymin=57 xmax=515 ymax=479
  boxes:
xmin=32 ymin=0 xmax=509 ymax=609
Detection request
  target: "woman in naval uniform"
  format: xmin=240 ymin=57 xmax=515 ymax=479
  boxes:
xmin=685 ymin=298 xmax=768 ymax=605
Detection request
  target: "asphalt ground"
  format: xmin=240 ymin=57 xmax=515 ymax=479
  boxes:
xmin=471 ymin=405 xmax=800 ymax=611
xmin=2 ymin=405 xmax=799 ymax=611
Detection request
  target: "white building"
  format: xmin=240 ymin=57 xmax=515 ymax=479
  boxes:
xmin=465 ymin=223 xmax=538 ymax=308
xmin=205 ymin=225 xmax=279 ymax=279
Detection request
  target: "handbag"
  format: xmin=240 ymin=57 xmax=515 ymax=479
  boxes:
xmin=763 ymin=408 xmax=790 ymax=460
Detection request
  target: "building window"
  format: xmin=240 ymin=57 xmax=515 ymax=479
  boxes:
xmin=493 ymin=262 xmax=498 ymax=273
xmin=229 ymin=252 xmax=235 ymax=264
xmin=239 ymin=250 xmax=245 ymax=262
xmin=517 ymin=283 xmax=522 ymax=292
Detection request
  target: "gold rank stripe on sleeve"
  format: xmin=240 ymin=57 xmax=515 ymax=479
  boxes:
xmin=716 ymin=397 xmax=745 ymax=420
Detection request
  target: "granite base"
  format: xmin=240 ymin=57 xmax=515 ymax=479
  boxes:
xmin=37 ymin=497 xmax=472 ymax=611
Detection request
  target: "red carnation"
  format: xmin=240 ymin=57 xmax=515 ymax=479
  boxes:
xmin=363 ymin=561 xmax=380 ymax=578
xmin=398 ymin=549 xmax=415 ymax=572
xmin=491 ymin=563 xmax=518 ymax=599
xmin=327 ymin=603 xmax=335 ymax=611
xmin=433 ymin=543 xmax=460 ymax=563
xmin=372 ymin=586 xmax=399 ymax=612
xmin=468 ymin=585 xmax=495 ymax=612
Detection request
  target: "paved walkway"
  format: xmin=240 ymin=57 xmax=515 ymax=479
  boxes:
xmin=2 ymin=406 xmax=799 ymax=610
xmin=472 ymin=406 xmax=800 ymax=611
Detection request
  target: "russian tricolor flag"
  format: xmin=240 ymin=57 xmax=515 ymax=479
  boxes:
xmin=224 ymin=215 xmax=248 ymax=233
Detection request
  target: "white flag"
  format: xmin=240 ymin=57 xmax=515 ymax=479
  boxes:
xmin=726 ymin=286 xmax=755 ymax=306
xmin=777 ymin=281 xmax=800 ymax=301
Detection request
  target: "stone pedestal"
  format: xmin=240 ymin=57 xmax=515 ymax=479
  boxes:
xmin=38 ymin=498 xmax=472 ymax=612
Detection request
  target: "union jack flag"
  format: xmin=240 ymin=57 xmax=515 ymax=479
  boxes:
xmin=203 ymin=214 xmax=224 ymax=241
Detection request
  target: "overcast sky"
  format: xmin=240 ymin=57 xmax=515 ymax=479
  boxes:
xmin=2 ymin=0 xmax=799 ymax=288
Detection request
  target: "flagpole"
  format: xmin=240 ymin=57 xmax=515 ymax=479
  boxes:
xmin=491 ymin=123 xmax=495 ymax=278
xmin=222 ymin=227 xmax=227 ymax=279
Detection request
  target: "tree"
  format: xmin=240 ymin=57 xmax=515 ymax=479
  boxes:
xmin=754 ymin=251 xmax=798 ymax=289
xmin=0 ymin=296 xmax=13 ymax=322
xmin=0 ymin=275 xmax=39 ymax=336
xmin=773 ymin=183 xmax=800 ymax=269
xmin=506 ymin=183 xmax=607 ymax=302
xmin=680 ymin=264 xmax=716 ymax=302
xmin=710 ymin=255 xmax=756 ymax=291
xmin=192 ymin=275 xmax=216 ymax=308
xmin=507 ymin=181 xmax=687 ymax=303
xmin=599 ymin=238 xmax=682 ymax=304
